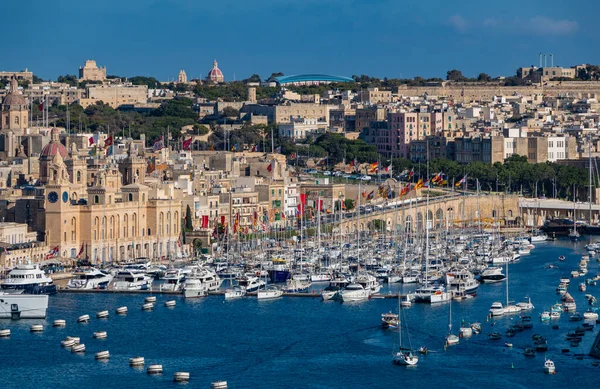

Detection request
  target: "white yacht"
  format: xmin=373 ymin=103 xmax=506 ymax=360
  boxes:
xmin=1 ymin=264 xmax=57 ymax=295
xmin=516 ymin=297 xmax=535 ymax=311
xmin=237 ymin=276 xmax=265 ymax=292
xmin=479 ymin=267 xmax=506 ymax=283
xmin=445 ymin=269 xmax=479 ymax=296
xmin=339 ymin=283 xmax=370 ymax=302
xmin=414 ymin=285 xmax=451 ymax=304
xmin=110 ymin=270 xmax=153 ymax=290
xmin=0 ymin=292 xmax=49 ymax=319
xmin=310 ymin=273 xmax=332 ymax=282
xmin=187 ymin=268 xmax=222 ymax=292
xmin=160 ymin=269 xmax=186 ymax=292
xmin=67 ymin=268 xmax=113 ymax=290
xmin=356 ymin=272 xmax=381 ymax=294
xmin=182 ymin=278 xmax=207 ymax=298
xmin=489 ymin=301 xmax=505 ymax=316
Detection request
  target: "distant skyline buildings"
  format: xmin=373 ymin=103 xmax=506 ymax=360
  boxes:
xmin=3 ymin=0 xmax=598 ymax=81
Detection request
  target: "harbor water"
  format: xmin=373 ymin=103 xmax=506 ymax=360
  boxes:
xmin=1 ymin=240 xmax=600 ymax=388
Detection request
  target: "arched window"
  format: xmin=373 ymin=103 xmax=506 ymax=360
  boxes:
xmin=76 ymin=171 xmax=81 ymax=183
xmin=15 ymin=116 xmax=19 ymax=125
xmin=128 ymin=193 xmax=133 ymax=202
xmin=94 ymin=195 xmax=99 ymax=204
xmin=492 ymin=210 xmax=497 ymax=218
xmin=142 ymin=194 xmax=145 ymax=202
xmin=508 ymin=210 xmax=513 ymax=217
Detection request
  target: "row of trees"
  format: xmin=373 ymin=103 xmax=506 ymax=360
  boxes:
xmin=389 ymin=155 xmax=591 ymax=200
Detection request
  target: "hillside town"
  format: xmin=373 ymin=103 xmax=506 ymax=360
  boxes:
xmin=1 ymin=57 xmax=600 ymax=271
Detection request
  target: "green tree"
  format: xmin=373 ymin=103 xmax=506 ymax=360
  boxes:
xmin=185 ymin=205 xmax=193 ymax=231
xmin=446 ymin=69 xmax=465 ymax=81
xmin=477 ymin=73 xmax=492 ymax=82
xmin=221 ymin=107 xmax=239 ymax=117
xmin=246 ymin=74 xmax=261 ymax=83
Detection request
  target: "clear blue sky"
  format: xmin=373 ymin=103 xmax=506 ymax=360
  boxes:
xmin=4 ymin=0 xmax=598 ymax=81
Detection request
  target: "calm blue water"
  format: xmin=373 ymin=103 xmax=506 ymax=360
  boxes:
xmin=1 ymin=241 xmax=600 ymax=388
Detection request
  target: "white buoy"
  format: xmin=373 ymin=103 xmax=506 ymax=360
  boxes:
xmin=145 ymin=296 xmax=157 ymax=303
xmin=30 ymin=324 xmax=43 ymax=332
xmin=96 ymin=310 xmax=109 ymax=319
xmin=71 ymin=344 xmax=86 ymax=353
xmin=95 ymin=350 xmax=110 ymax=360
xmin=116 ymin=306 xmax=128 ymax=315
xmin=129 ymin=356 xmax=145 ymax=366
xmin=174 ymin=372 xmax=190 ymax=382
xmin=66 ymin=336 xmax=80 ymax=344
xmin=77 ymin=314 xmax=90 ymax=323
xmin=93 ymin=331 xmax=107 ymax=339
xmin=0 ymin=329 xmax=10 ymax=337
xmin=147 ymin=364 xmax=163 ymax=375
xmin=142 ymin=302 xmax=154 ymax=311
xmin=211 ymin=381 xmax=228 ymax=389
xmin=61 ymin=338 xmax=76 ymax=348
xmin=164 ymin=300 xmax=176 ymax=307
xmin=53 ymin=319 xmax=66 ymax=327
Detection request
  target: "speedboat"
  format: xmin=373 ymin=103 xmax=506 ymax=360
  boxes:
xmin=0 ymin=291 xmax=48 ymax=319
xmin=517 ymin=297 xmax=535 ymax=311
xmin=237 ymin=276 xmax=265 ymax=292
xmin=583 ymin=310 xmax=599 ymax=320
xmin=283 ymin=278 xmax=311 ymax=293
xmin=67 ymin=268 xmax=113 ymax=290
xmin=110 ymin=270 xmax=153 ymax=290
xmin=339 ymin=283 xmax=370 ymax=302
xmin=479 ymin=267 xmax=506 ymax=283
xmin=381 ymin=312 xmax=399 ymax=329
xmin=540 ymin=311 xmax=551 ymax=321
xmin=489 ymin=302 xmax=505 ymax=316
xmin=446 ymin=333 xmax=460 ymax=346
xmin=543 ymin=359 xmax=556 ymax=374
xmin=414 ymin=285 xmax=451 ymax=304
xmin=257 ymin=286 xmax=283 ymax=300
xmin=186 ymin=267 xmax=222 ymax=292
xmin=310 ymin=273 xmax=332 ymax=282
xmin=355 ymin=272 xmax=382 ymax=294
xmin=1 ymin=264 xmax=57 ymax=295
xmin=321 ymin=285 xmax=341 ymax=301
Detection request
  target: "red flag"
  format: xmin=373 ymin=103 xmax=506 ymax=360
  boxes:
xmin=267 ymin=163 xmax=272 ymax=172
xmin=201 ymin=215 xmax=209 ymax=229
xmin=104 ymin=135 xmax=113 ymax=148
xmin=76 ymin=243 xmax=85 ymax=259
xmin=220 ymin=215 xmax=226 ymax=226
xmin=38 ymin=100 xmax=44 ymax=112
xmin=89 ymin=137 xmax=94 ymax=146
xmin=182 ymin=137 xmax=193 ymax=150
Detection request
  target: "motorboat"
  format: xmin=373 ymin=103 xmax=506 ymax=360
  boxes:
xmin=224 ymin=286 xmax=246 ymax=300
xmin=459 ymin=323 xmax=473 ymax=338
xmin=1 ymin=264 xmax=57 ymax=295
xmin=110 ymin=270 xmax=153 ymax=290
xmin=543 ymin=359 xmax=556 ymax=374
xmin=524 ymin=348 xmax=536 ymax=357
xmin=414 ymin=285 xmax=451 ymax=304
xmin=569 ymin=312 xmax=583 ymax=322
xmin=393 ymin=350 xmax=418 ymax=366
xmin=488 ymin=332 xmax=502 ymax=340
xmin=283 ymin=278 xmax=311 ymax=293
xmin=563 ymin=293 xmax=577 ymax=312
xmin=489 ymin=301 xmax=505 ymax=316
xmin=339 ymin=283 xmax=370 ymax=302
xmin=182 ymin=278 xmax=207 ymax=299
xmin=540 ymin=311 xmax=550 ymax=321
xmin=67 ymin=268 xmax=113 ymax=290
xmin=237 ymin=276 xmax=265 ymax=292
xmin=445 ymin=269 xmax=479 ymax=296
xmin=584 ymin=310 xmax=599 ymax=320
xmin=381 ymin=312 xmax=399 ymax=329
xmin=0 ymin=291 xmax=48 ymax=319
xmin=530 ymin=233 xmax=548 ymax=243
xmin=160 ymin=269 xmax=186 ymax=292
xmin=479 ymin=267 xmax=506 ymax=283
xmin=257 ymin=286 xmax=283 ymax=300
xmin=267 ymin=258 xmax=290 ymax=283
xmin=310 ymin=273 xmax=332 ymax=282
xmin=320 ymin=285 xmax=341 ymax=301
xmin=355 ymin=272 xmax=381 ymax=294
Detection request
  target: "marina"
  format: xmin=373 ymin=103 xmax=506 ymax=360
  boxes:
xmin=1 ymin=240 xmax=600 ymax=387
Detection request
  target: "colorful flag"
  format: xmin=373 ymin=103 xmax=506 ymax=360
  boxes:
xmin=46 ymin=246 xmax=60 ymax=260
xmin=38 ymin=99 xmax=44 ymax=112
xmin=76 ymin=243 xmax=85 ymax=259
xmin=104 ymin=135 xmax=113 ymax=148
xmin=456 ymin=175 xmax=467 ymax=187
xmin=367 ymin=190 xmax=374 ymax=200
xmin=414 ymin=178 xmax=424 ymax=190
xmin=290 ymin=152 xmax=296 ymax=160
xmin=182 ymin=137 xmax=193 ymax=150
xmin=408 ymin=168 xmax=414 ymax=179
xmin=201 ymin=215 xmax=209 ymax=229
xmin=319 ymin=157 xmax=328 ymax=165
xmin=209 ymin=145 xmax=215 ymax=151
xmin=400 ymin=183 xmax=411 ymax=197
xmin=105 ymin=145 xmax=113 ymax=157
xmin=88 ymin=136 xmax=95 ymax=146
xmin=385 ymin=163 xmax=392 ymax=172
xmin=267 ymin=162 xmax=273 ymax=172
xmin=153 ymin=136 xmax=164 ymax=151
xmin=368 ymin=162 xmax=379 ymax=173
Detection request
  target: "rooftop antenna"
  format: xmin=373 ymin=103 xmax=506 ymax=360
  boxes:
xmin=539 ymin=53 xmax=542 ymax=69
xmin=550 ymin=53 xmax=554 ymax=68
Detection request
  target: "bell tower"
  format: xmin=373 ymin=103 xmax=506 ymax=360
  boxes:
xmin=118 ymin=142 xmax=146 ymax=186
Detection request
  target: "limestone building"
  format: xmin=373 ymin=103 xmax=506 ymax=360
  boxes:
xmin=178 ymin=69 xmax=188 ymax=84
xmin=1 ymin=78 xmax=28 ymax=134
xmin=78 ymin=60 xmax=107 ymax=82
xmin=80 ymin=83 xmax=148 ymax=109
xmin=206 ymin=60 xmax=224 ymax=84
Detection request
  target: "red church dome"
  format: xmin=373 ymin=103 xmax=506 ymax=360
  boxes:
xmin=40 ymin=128 xmax=68 ymax=159
xmin=206 ymin=59 xmax=224 ymax=83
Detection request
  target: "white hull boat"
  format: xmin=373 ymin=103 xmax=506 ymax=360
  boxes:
xmin=0 ymin=292 xmax=48 ymax=319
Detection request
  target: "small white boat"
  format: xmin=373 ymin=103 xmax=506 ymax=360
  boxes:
xmin=147 ymin=364 xmax=163 ymax=375
xmin=142 ymin=302 xmax=154 ymax=311
xmin=30 ymin=324 xmax=43 ymax=332
xmin=53 ymin=319 xmax=66 ymax=327
xmin=446 ymin=334 xmax=460 ymax=345
xmin=129 ymin=356 xmax=145 ymax=366
xmin=0 ymin=329 xmax=10 ymax=337
xmin=550 ymin=311 xmax=561 ymax=319
xmin=96 ymin=310 xmax=109 ymax=319
xmin=584 ymin=311 xmax=599 ymax=320
xmin=257 ymin=286 xmax=283 ymax=300
xmin=212 ymin=381 xmax=228 ymax=389
xmin=540 ymin=311 xmax=551 ymax=321
xmin=95 ymin=350 xmax=110 ymax=360
xmin=401 ymin=298 xmax=412 ymax=308
xmin=543 ymin=359 xmax=556 ymax=374
xmin=489 ymin=302 xmax=505 ymax=316
xmin=93 ymin=331 xmax=107 ymax=339
xmin=145 ymin=296 xmax=157 ymax=303
xmin=224 ymin=286 xmax=246 ymax=300
xmin=459 ymin=325 xmax=473 ymax=338
xmin=580 ymin=283 xmax=587 ymax=292
xmin=174 ymin=372 xmax=190 ymax=382
xmin=71 ymin=344 xmax=86 ymax=353
xmin=116 ymin=306 xmax=128 ymax=315
xmin=66 ymin=336 xmax=80 ymax=344
xmin=517 ymin=297 xmax=535 ymax=311
xmin=164 ymin=300 xmax=176 ymax=307
xmin=77 ymin=314 xmax=90 ymax=323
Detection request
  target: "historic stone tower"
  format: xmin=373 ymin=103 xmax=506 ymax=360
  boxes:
xmin=0 ymin=78 xmax=29 ymax=134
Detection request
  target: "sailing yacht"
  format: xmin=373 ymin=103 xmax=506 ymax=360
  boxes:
xmin=392 ymin=294 xmax=418 ymax=366
xmin=446 ymin=300 xmax=459 ymax=346
xmin=490 ymin=260 xmax=520 ymax=315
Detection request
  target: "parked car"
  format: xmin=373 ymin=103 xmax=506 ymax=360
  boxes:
xmin=307 ymin=169 xmax=318 ymax=174
xmin=323 ymin=171 xmax=332 ymax=176
xmin=360 ymin=175 xmax=372 ymax=181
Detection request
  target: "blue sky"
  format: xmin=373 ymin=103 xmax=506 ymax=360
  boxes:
xmin=4 ymin=0 xmax=597 ymax=81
